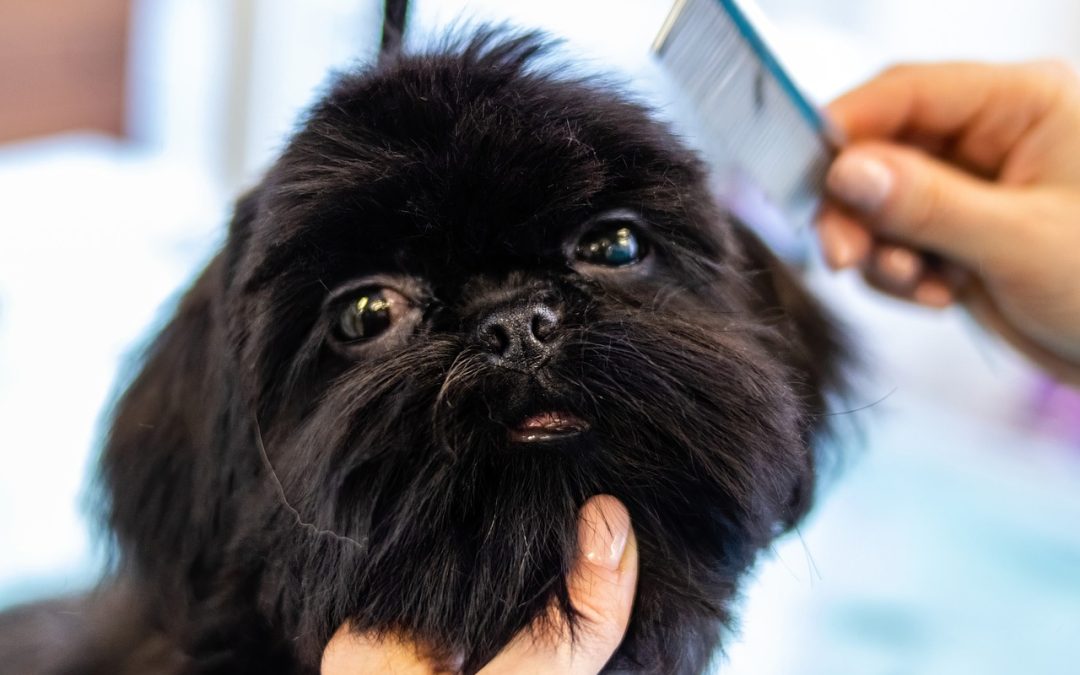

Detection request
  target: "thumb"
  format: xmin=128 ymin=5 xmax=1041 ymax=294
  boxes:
xmin=479 ymin=495 xmax=637 ymax=675
xmin=825 ymin=142 xmax=1029 ymax=270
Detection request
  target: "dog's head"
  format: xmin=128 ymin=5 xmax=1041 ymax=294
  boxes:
xmin=102 ymin=32 xmax=847 ymax=673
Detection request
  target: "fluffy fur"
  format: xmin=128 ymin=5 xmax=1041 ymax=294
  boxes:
xmin=2 ymin=31 xmax=847 ymax=674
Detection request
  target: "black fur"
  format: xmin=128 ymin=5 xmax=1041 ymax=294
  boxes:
xmin=2 ymin=31 xmax=847 ymax=674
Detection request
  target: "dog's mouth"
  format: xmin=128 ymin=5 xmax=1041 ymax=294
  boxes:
xmin=508 ymin=410 xmax=589 ymax=443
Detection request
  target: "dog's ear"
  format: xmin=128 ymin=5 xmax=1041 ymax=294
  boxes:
xmin=731 ymin=222 xmax=850 ymax=525
xmin=99 ymin=193 xmax=260 ymax=592
xmin=99 ymin=257 xmax=226 ymax=584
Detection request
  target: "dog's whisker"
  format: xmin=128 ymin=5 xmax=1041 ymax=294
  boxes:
xmin=249 ymin=409 xmax=369 ymax=551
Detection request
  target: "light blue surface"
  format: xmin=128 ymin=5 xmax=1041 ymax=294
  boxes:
xmin=725 ymin=390 xmax=1080 ymax=674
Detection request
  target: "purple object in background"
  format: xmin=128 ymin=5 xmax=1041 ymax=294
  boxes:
xmin=1029 ymin=377 xmax=1080 ymax=447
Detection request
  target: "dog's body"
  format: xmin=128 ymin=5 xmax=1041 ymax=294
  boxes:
xmin=1 ymin=30 xmax=846 ymax=675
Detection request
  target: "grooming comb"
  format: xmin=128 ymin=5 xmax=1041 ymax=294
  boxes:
xmin=653 ymin=0 xmax=841 ymax=255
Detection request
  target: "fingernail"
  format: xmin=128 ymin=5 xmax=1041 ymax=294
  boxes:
xmin=878 ymin=246 xmax=923 ymax=285
xmin=578 ymin=496 xmax=630 ymax=571
xmin=827 ymin=151 xmax=893 ymax=213
xmin=820 ymin=221 xmax=856 ymax=268
xmin=915 ymin=280 xmax=954 ymax=308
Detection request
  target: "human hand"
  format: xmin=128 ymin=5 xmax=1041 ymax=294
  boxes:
xmin=816 ymin=61 xmax=1080 ymax=383
xmin=320 ymin=495 xmax=637 ymax=674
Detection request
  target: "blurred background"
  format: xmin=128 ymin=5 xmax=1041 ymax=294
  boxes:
xmin=1 ymin=1 xmax=1078 ymax=673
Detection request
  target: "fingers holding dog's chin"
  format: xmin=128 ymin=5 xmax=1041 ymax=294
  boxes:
xmin=321 ymin=627 xmax=462 ymax=675
xmin=320 ymin=497 xmax=636 ymax=675
xmin=479 ymin=495 xmax=638 ymax=675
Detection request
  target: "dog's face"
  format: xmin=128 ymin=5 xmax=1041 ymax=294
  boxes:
xmin=103 ymin=32 xmax=845 ymax=674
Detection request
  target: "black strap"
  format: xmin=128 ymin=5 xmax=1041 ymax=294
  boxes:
xmin=380 ymin=0 xmax=409 ymax=57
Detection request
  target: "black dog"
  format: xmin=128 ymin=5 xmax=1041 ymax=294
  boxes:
xmin=0 ymin=28 xmax=847 ymax=675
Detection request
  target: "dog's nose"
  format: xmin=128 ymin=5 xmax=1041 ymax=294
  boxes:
xmin=477 ymin=303 xmax=560 ymax=368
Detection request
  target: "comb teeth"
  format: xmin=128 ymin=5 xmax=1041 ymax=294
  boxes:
xmin=653 ymin=0 xmax=834 ymax=233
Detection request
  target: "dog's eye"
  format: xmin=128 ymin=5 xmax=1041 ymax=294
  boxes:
xmin=334 ymin=288 xmax=407 ymax=342
xmin=575 ymin=222 xmax=646 ymax=267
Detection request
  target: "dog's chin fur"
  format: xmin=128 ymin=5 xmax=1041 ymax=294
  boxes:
xmin=4 ymin=30 xmax=848 ymax=675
